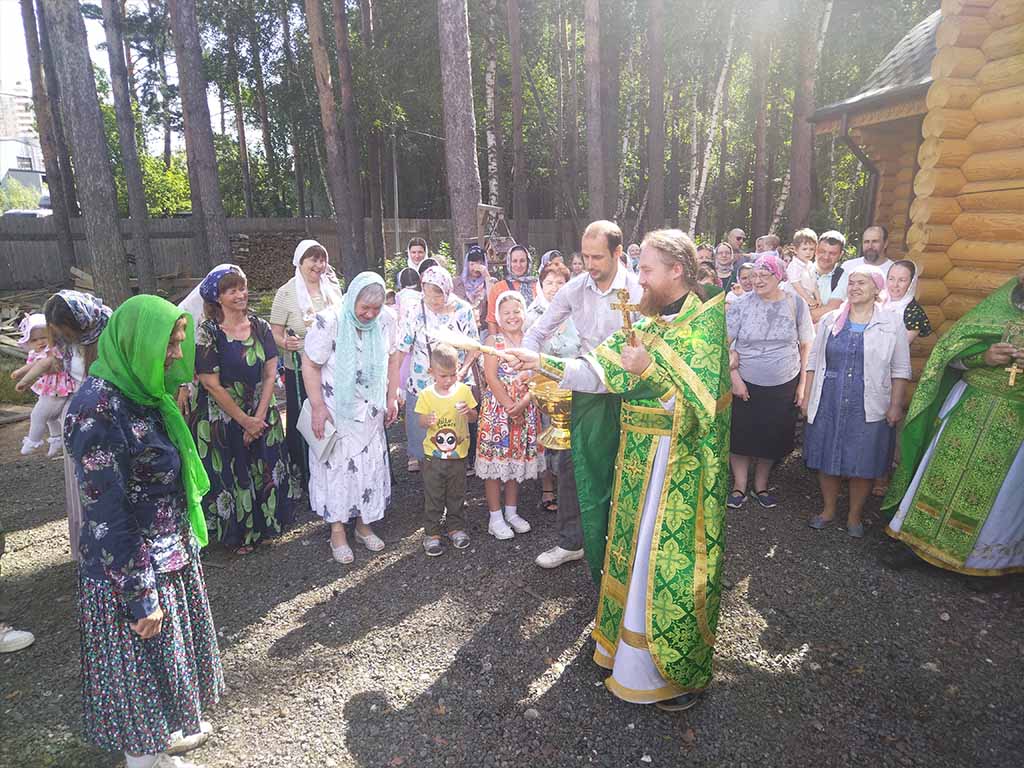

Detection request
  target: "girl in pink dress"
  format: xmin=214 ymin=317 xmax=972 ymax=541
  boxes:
xmin=11 ymin=314 xmax=76 ymax=457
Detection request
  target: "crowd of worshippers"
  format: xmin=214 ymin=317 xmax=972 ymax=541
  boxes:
xmin=6 ymin=223 xmax=934 ymax=569
xmin=3 ymin=219 xmax=1020 ymax=767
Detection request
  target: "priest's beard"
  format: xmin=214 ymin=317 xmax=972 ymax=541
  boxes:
xmin=638 ymin=284 xmax=675 ymax=317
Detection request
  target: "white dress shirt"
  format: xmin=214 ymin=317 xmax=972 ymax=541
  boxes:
xmin=523 ymin=264 xmax=642 ymax=355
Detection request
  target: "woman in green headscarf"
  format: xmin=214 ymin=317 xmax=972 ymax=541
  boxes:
xmin=883 ymin=269 xmax=1024 ymax=577
xmin=302 ymin=271 xmax=400 ymax=564
xmin=66 ymin=295 xmax=224 ymax=766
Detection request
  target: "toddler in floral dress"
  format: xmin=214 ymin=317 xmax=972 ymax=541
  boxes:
xmin=476 ymin=291 xmax=544 ymax=539
xmin=11 ymin=314 xmax=75 ymax=457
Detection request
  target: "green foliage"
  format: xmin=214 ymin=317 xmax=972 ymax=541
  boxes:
xmin=0 ymin=177 xmax=41 ymax=212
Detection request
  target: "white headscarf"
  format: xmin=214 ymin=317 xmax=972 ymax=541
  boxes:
xmin=178 ymin=263 xmax=235 ymax=328
xmin=880 ymin=261 xmax=919 ymax=319
xmin=293 ymin=239 xmax=343 ymax=328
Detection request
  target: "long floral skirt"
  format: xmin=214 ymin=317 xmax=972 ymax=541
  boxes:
xmin=78 ymin=557 xmax=224 ymax=754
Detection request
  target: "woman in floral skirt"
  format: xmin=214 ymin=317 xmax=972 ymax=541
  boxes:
xmin=476 ymin=290 xmax=544 ymax=540
xmin=66 ymin=295 xmax=223 ymax=768
xmin=193 ymin=265 xmax=293 ymax=554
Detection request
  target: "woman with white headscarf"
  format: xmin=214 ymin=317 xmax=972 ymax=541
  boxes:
xmin=269 ymin=240 xmax=344 ymax=486
xmin=882 ymin=259 xmax=932 ymax=345
xmin=486 ymin=244 xmax=538 ymax=336
xmin=392 ymin=266 xmax=479 ymax=473
xmin=303 ymin=272 xmax=399 ymax=564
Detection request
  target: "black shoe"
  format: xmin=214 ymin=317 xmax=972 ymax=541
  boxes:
xmin=655 ymin=691 xmax=703 ymax=712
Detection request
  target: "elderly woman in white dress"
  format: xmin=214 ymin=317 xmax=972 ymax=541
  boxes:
xmin=301 ymin=272 xmax=400 ymax=564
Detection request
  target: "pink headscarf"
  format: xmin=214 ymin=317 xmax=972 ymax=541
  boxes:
xmin=832 ymin=264 xmax=885 ymax=336
xmin=421 ymin=265 xmax=453 ymax=297
xmin=752 ymin=251 xmax=785 ymax=282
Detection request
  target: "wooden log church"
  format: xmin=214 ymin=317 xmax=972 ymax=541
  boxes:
xmin=811 ymin=0 xmax=1024 ymax=374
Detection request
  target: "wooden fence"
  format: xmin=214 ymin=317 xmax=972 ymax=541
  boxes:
xmin=0 ymin=216 xmax=583 ymax=292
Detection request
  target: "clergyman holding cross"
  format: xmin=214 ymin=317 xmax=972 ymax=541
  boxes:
xmin=507 ymin=229 xmax=732 ymax=712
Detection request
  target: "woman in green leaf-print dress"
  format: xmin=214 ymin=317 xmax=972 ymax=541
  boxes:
xmin=193 ymin=266 xmax=294 ymax=553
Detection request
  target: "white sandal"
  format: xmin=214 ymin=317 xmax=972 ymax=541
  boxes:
xmin=355 ymin=530 xmax=385 ymax=552
xmin=331 ymin=542 xmax=354 ymax=564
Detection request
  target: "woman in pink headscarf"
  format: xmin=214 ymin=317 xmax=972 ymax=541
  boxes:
xmin=726 ymin=252 xmax=815 ymax=510
xmin=802 ymin=264 xmax=911 ymax=538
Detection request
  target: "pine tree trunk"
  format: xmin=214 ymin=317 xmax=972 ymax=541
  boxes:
xmin=689 ymin=5 xmax=737 ymax=233
xmin=360 ymin=0 xmax=386 ymax=268
xmin=36 ymin=1 xmax=78 ymax=218
xmin=508 ymin=0 xmax=528 ymax=246
xmin=20 ymin=0 xmax=75 ymax=278
xmin=303 ymin=0 xmax=357 ymax=279
xmin=566 ymin=10 xmax=579 ymax=202
xmin=101 ymin=0 xmax=157 ymax=294
xmin=169 ymin=0 xmax=230 ymax=267
xmin=39 ymin=0 xmax=130 ymax=305
xmin=751 ymin=28 xmax=770 ymax=237
xmin=250 ymin=26 xmax=281 ymax=214
xmin=789 ymin=0 xmax=833 ymax=228
xmin=280 ymin=0 xmax=306 ymax=218
xmin=715 ymin=66 xmax=731 ymax=238
xmin=228 ymin=31 xmax=255 ymax=219
xmin=437 ymin=0 xmax=483 ymax=256
xmin=332 ymin=0 xmax=367 ymax=269
xmin=583 ymin=0 xmax=605 ymax=220
xmin=666 ymin=92 xmax=681 ymax=227
xmin=646 ymin=0 xmax=665 ymax=228
xmin=600 ymin=0 xmax=621 ymax=216
xmin=484 ymin=0 xmax=500 ymax=207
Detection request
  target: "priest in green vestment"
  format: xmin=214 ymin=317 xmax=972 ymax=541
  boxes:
xmin=883 ymin=268 xmax=1024 ymax=577
xmin=506 ymin=229 xmax=731 ymax=711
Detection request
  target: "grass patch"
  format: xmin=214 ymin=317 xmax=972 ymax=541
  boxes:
xmin=0 ymin=361 xmax=34 ymax=406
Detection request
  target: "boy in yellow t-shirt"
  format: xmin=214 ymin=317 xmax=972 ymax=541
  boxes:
xmin=415 ymin=344 xmax=478 ymax=557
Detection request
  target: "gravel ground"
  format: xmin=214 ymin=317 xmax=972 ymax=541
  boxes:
xmin=1 ymin=415 xmax=1022 ymax=768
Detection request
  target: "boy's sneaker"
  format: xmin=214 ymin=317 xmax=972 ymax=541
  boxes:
xmin=504 ymin=511 xmax=532 ymax=534
xmin=449 ymin=530 xmax=471 ymax=550
xmin=423 ymin=536 xmax=444 ymax=557
xmin=488 ymin=518 xmax=515 ymax=540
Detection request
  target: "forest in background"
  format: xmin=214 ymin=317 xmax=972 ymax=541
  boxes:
xmin=15 ymin=0 xmax=938 ymax=303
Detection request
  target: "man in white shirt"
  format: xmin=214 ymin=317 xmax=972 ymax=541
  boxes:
xmin=810 ymin=230 xmax=849 ymax=324
xmin=842 ymin=225 xmax=894 ymax=277
xmin=523 ymin=220 xmax=642 ymax=570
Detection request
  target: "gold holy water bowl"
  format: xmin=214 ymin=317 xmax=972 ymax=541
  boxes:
xmin=529 ymin=375 xmax=572 ymax=451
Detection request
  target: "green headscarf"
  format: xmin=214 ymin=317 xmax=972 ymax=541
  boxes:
xmin=90 ymin=295 xmax=211 ymax=546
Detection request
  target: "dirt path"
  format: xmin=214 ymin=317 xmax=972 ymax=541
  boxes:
xmin=1 ymin=417 xmax=1021 ymax=768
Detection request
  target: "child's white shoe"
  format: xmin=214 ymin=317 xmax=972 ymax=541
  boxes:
xmin=488 ymin=518 xmax=515 ymax=540
xmin=20 ymin=437 xmax=42 ymax=455
xmin=504 ymin=511 xmax=532 ymax=534
xmin=46 ymin=437 xmax=63 ymax=458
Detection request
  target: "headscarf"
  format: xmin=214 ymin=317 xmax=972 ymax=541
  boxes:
xmin=421 ymin=265 xmax=453 ymax=299
xmin=752 ymin=251 xmax=785 ymax=282
xmin=17 ymin=313 xmax=46 ymax=347
xmin=89 ymin=296 xmax=210 ymax=546
xmin=832 ymin=264 xmax=886 ymax=336
xmin=460 ymin=245 xmax=490 ymax=303
xmin=505 ymin=246 xmax=538 ymax=305
xmin=335 ymin=272 xmax=388 ymax=420
xmin=198 ymin=264 xmax=245 ymax=303
xmin=881 ymin=261 xmax=919 ymax=318
xmin=407 ymin=240 xmax=431 ymax=271
xmin=178 ymin=263 xmax=234 ymax=327
xmin=494 ymin=289 xmax=527 ymax=330
xmin=292 ymin=239 xmax=343 ymax=328
xmin=53 ymin=290 xmax=111 ymax=347
xmin=539 ymin=249 xmax=562 ymax=270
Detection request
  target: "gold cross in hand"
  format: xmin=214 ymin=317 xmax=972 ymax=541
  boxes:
xmin=612 ymin=288 xmax=640 ymax=343
xmin=1007 ymin=361 xmax=1022 ymax=387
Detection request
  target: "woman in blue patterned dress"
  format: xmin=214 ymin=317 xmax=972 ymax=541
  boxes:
xmin=193 ymin=266 xmax=294 ymax=554
xmin=802 ymin=265 xmax=912 ymax=538
xmin=66 ymin=295 xmax=223 ymax=768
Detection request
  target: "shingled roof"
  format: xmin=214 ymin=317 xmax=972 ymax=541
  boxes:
xmin=811 ymin=9 xmax=940 ymax=123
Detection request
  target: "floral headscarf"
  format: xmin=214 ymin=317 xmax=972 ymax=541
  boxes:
xmin=421 ymin=265 xmax=453 ymax=298
xmin=460 ymin=245 xmax=490 ymax=303
xmin=752 ymin=251 xmax=786 ymax=282
xmin=52 ymin=290 xmax=112 ymax=348
xmin=198 ymin=265 xmax=246 ymax=303
xmin=505 ymin=245 xmax=538 ymax=305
